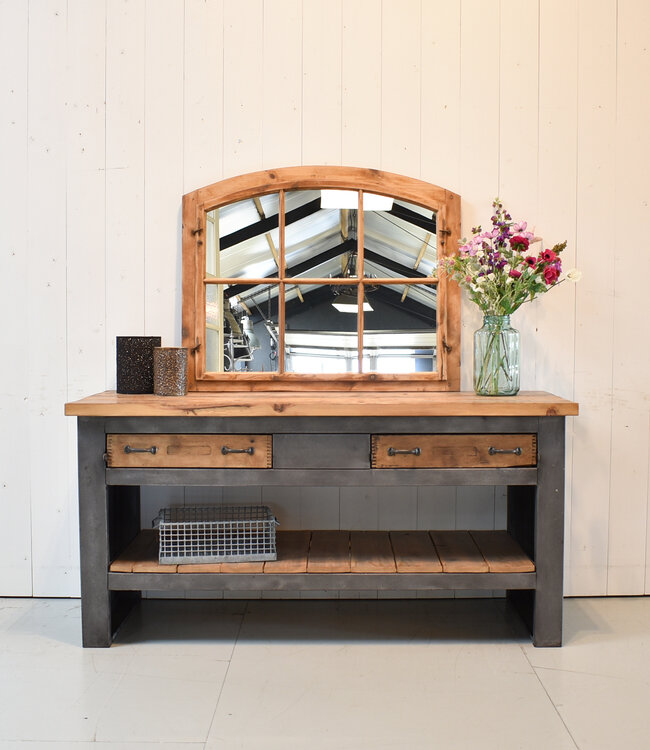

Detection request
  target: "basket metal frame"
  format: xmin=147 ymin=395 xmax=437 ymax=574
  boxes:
xmin=155 ymin=504 xmax=278 ymax=564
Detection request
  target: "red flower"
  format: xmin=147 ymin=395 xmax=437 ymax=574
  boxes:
xmin=543 ymin=266 xmax=559 ymax=285
xmin=541 ymin=249 xmax=556 ymax=262
xmin=524 ymin=256 xmax=537 ymax=268
xmin=509 ymin=269 xmax=522 ymax=279
xmin=510 ymin=235 xmax=530 ymax=252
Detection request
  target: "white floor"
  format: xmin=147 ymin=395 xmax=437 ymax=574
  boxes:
xmin=0 ymin=597 xmax=649 ymax=749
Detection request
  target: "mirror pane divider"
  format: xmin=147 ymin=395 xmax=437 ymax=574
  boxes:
xmin=278 ymin=190 xmax=286 ymax=374
xmin=357 ymin=190 xmax=364 ymax=372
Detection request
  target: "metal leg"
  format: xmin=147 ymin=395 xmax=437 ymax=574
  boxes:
xmin=532 ymin=417 xmax=565 ymax=647
xmin=78 ymin=417 xmax=112 ymax=647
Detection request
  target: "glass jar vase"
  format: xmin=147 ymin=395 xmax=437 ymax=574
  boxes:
xmin=473 ymin=314 xmax=520 ymax=396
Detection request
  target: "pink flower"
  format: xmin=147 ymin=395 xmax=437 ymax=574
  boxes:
xmin=543 ymin=266 xmax=559 ymax=285
xmin=509 ymin=269 xmax=522 ymax=279
xmin=510 ymin=235 xmax=530 ymax=252
xmin=524 ymin=256 xmax=537 ymax=268
xmin=513 ymin=221 xmax=528 ymax=232
xmin=541 ymin=249 xmax=556 ymax=262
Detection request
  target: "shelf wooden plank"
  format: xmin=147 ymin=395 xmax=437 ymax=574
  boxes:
xmin=307 ymin=530 xmax=351 ymax=573
xmin=390 ymin=531 xmax=442 ymax=573
xmin=470 ymin=530 xmax=536 ymax=573
xmin=431 ymin=530 xmax=489 ymax=573
xmin=177 ymin=562 xmax=222 ymax=573
xmin=350 ymin=531 xmax=396 ymax=573
xmin=264 ymin=530 xmax=311 ymax=573
xmin=109 ymin=529 xmax=156 ymax=573
xmin=65 ymin=389 xmax=579 ymax=418
xmin=108 ymin=529 xmax=534 ymax=576
xmin=132 ymin=531 xmax=177 ymax=574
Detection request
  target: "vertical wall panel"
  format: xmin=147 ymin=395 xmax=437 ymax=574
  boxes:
xmin=381 ymin=0 xmax=421 ymax=177
xmin=144 ymin=0 xmax=184 ymax=345
xmin=341 ymin=0 xmax=381 ymax=167
xmin=499 ymin=0 xmax=539 ymax=392
xmin=302 ymin=0 xmax=342 ymax=164
xmin=105 ymin=0 xmax=146 ymax=385
xmin=223 ymin=0 xmax=263 ymax=176
xmin=421 ymin=0 xmax=461 ymax=192
xmin=28 ymin=0 xmax=76 ymax=596
xmin=262 ymin=0 xmax=302 ymax=169
xmin=568 ymin=0 xmax=616 ymax=596
xmin=66 ymin=0 xmax=108 ymax=401
xmin=183 ymin=0 xmax=224 ymax=194
xmin=0 ymin=0 xmax=32 ymax=595
xmin=458 ymin=0 xmax=501 ymax=391
xmin=64 ymin=0 xmax=108 ymax=598
xmin=609 ymin=0 xmax=650 ymax=595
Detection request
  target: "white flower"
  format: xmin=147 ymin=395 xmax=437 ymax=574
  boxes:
xmin=487 ymin=272 xmax=495 ymax=281
xmin=476 ymin=250 xmax=485 ymax=259
xmin=476 ymin=276 xmax=487 ymax=284
xmin=566 ymin=268 xmax=582 ymax=282
xmin=503 ymin=263 xmax=511 ymax=273
xmin=506 ymin=277 xmax=514 ymax=284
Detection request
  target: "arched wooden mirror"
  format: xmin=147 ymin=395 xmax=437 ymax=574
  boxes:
xmin=182 ymin=166 xmax=460 ymax=391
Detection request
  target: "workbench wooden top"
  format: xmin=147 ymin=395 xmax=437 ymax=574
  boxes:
xmin=65 ymin=390 xmax=578 ymax=418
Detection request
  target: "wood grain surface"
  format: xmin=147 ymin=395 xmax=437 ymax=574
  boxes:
xmin=66 ymin=390 xmax=578 ymax=417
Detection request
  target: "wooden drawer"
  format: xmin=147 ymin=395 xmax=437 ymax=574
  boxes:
xmin=106 ymin=434 xmax=272 ymax=468
xmin=371 ymin=434 xmax=537 ymax=468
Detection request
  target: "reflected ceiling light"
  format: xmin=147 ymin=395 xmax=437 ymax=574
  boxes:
xmin=320 ymin=190 xmax=394 ymax=211
xmin=332 ymin=290 xmax=373 ymax=313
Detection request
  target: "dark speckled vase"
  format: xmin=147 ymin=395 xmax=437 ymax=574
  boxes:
xmin=153 ymin=347 xmax=188 ymax=396
xmin=116 ymin=336 xmax=161 ymax=394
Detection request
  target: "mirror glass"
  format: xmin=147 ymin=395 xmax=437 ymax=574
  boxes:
xmin=362 ymin=282 xmax=437 ymax=373
xmin=202 ymin=187 xmax=439 ymax=376
xmin=363 ymin=198 xmax=438 ymax=279
xmin=285 ymin=190 xmax=359 ymax=279
xmin=207 ymin=193 xmax=280 ymax=279
xmin=206 ymin=283 xmax=279 ymax=372
xmin=284 ymin=283 xmax=360 ymax=374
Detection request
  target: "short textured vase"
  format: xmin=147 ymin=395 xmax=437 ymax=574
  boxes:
xmin=153 ymin=347 xmax=188 ymax=396
xmin=473 ymin=314 xmax=520 ymax=396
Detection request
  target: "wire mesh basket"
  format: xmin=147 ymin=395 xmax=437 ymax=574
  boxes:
xmin=154 ymin=505 xmax=278 ymax=564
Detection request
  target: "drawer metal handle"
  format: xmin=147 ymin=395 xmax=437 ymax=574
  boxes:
xmin=387 ymin=447 xmax=421 ymax=457
xmin=124 ymin=445 xmax=157 ymax=455
xmin=488 ymin=446 xmax=522 ymax=456
xmin=221 ymin=446 xmax=255 ymax=456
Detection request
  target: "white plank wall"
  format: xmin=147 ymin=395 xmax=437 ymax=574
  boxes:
xmin=1 ymin=0 xmax=649 ymax=598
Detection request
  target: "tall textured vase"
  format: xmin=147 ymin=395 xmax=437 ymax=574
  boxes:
xmin=473 ymin=314 xmax=520 ymax=396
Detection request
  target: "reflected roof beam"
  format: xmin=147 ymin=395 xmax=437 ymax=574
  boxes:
xmin=384 ymin=204 xmax=437 ymax=234
xmin=219 ymin=198 xmax=322 ymax=250
xmin=363 ymin=249 xmax=430 ymax=280
xmin=223 ymin=238 xmax=357 ymax=299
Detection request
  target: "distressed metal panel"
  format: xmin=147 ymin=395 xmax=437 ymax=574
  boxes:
xmin=274 ymin=433 xmax=370 ymax=469
xmin=105 ymin=415 xmax=539 ymax=435
xmin=108 ymin=571 xmax=536 ymax=592
xmin=533 ymin=416 xmax=566 ymax=646
xmin=77 ymin=417 xmax=112 ymax=647
xmin=106 ymin=467 xmax=538 ymax=487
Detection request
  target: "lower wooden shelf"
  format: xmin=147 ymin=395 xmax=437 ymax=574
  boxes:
xmin=109 ymin=528 xmax=535 ymax=585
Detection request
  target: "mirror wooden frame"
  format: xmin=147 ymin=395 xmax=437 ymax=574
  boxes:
xmin=182 ymin=166 xmax=461 ymax=391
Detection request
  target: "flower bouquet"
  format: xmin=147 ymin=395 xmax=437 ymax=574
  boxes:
xmin=444 ymin=199 xmax=579 ymax=395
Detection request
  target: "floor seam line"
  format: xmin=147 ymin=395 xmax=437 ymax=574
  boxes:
xmin=202 ymin=600 xmax=249 ymax=746
xmin=521 ymin=644 xmax=582 ymax=750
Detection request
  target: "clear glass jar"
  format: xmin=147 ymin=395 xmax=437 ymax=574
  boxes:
xmin=473 ymin=314 xmax=520 ymax=396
